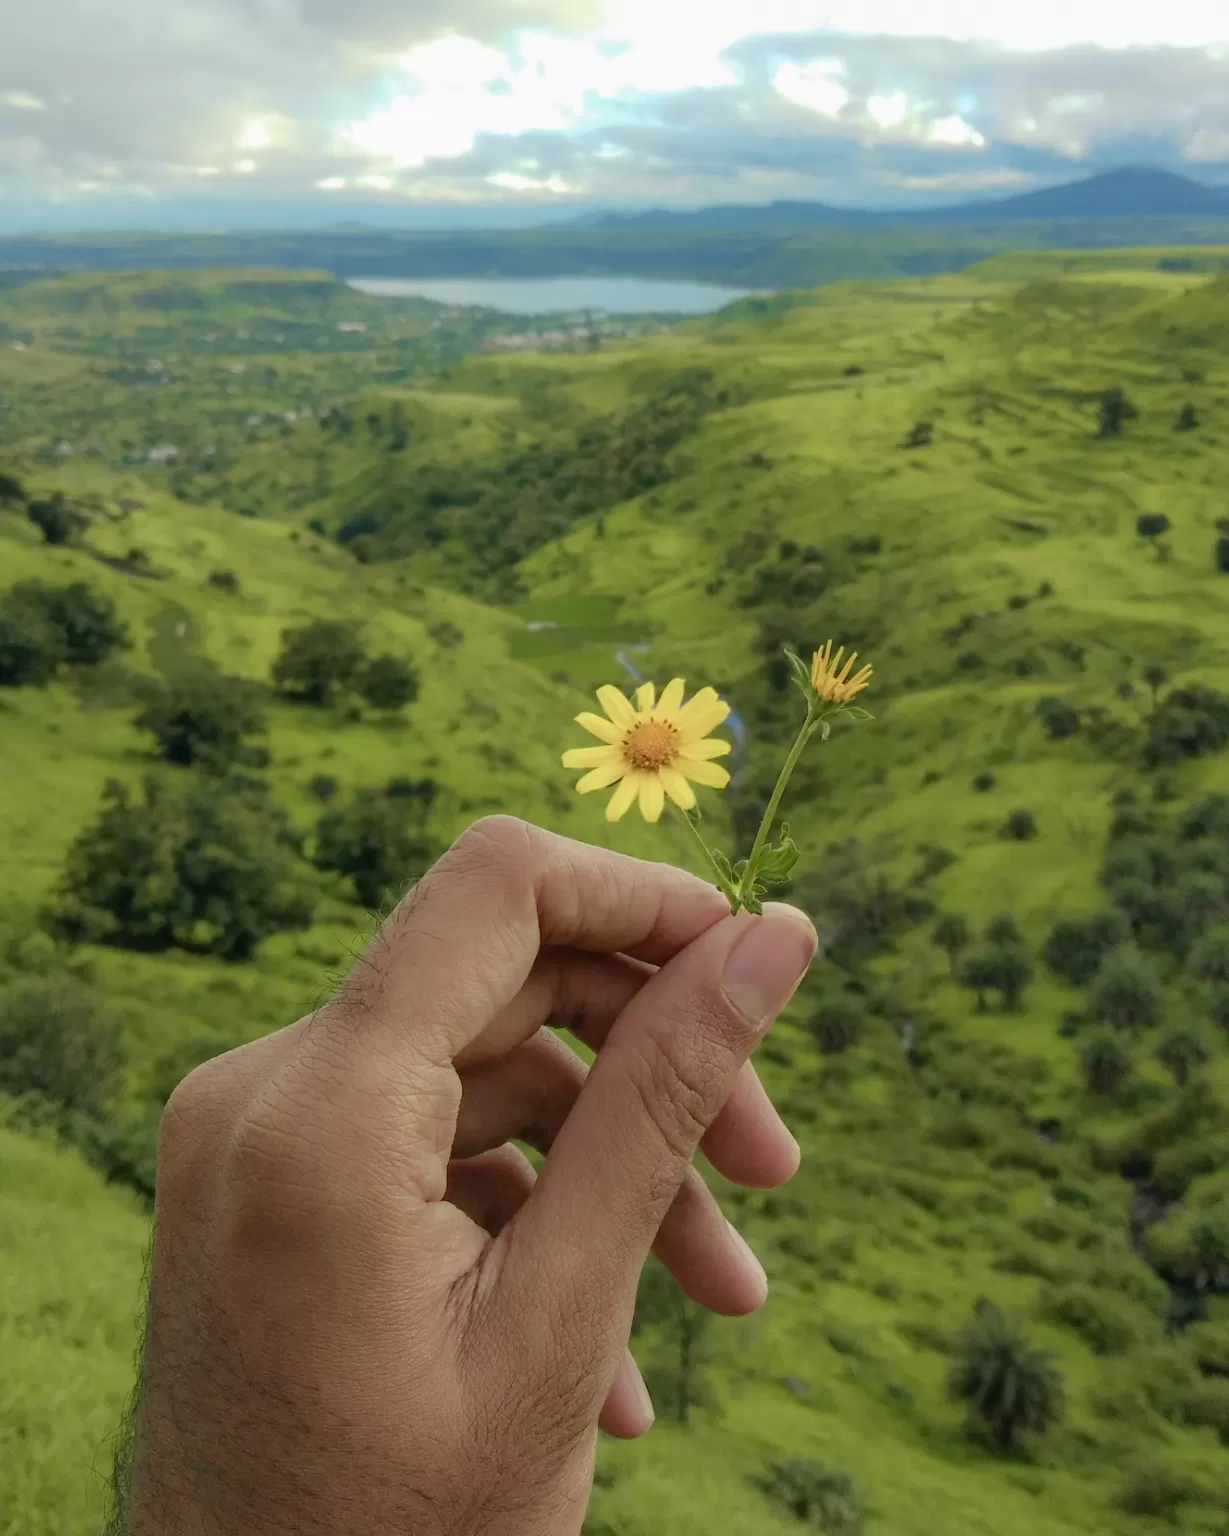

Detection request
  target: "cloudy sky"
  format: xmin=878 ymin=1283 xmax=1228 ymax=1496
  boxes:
xmin=2 ymin=0 xmax=1228 ymax=229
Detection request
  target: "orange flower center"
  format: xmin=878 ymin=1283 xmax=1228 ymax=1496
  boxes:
xmin=622 ymin=719 xmax=680 ymax=772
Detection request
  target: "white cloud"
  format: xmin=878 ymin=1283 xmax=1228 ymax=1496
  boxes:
xmin=866 ymin=91 xmax=908 ymax=129
xmin=317 ymin=175 xmax=347 ymax=188
xmin=487 ymin=168 xmax=572 ymax=190
xmin=0 ymin=90 xmax=46 ymax=111
xmin=234 ymin=158 xmax=257 ymax=173
xmin=928 ymin=113 xmax=985 ymax=147
xmin=773 ymin=59 xmax=849 ymax=117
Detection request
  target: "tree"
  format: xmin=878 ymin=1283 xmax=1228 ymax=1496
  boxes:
xmin=1042 ymin=912 xmax=1131 ymax=987
xmin=1175 ymin=403 xmax=1200 ymax=432
xmin=808 ymin=996 xmax=865 ymax=1056
xmin=27 ymin=493 xmax=87 ymax=546
xmin=1156 ymin=1028 xmax=1213 ymax=1089
xmin=0 ymin=469 xmax=26 ymax=503
xmin=1144 ymin=685 xmax=1229 ymax=768
xmin=948 ymin=1299 xmax=1065 ymax=1453
xmin=1191 ymin=927 xmax=1229 ymax=986
xmin=272 ymin=619 xmax=367 ymax=706
xmin=960 ymin=946 xmax=1034 ymax=1012
xmin=932 ymin=913 xmax=971 ymax=976
xmin=0 ymin=602 xmax=62 ymax=687
xmin=314 ymin=788 xmax=438 ymax=911
xmin=0 ymin=976 xmax=123 ymax=1120
xmin=1097 ymin=386 xmax=1138 ymax=438
xmin=1137 ymin=514 xmax=1172 ymax=556
xmin=136 ymin=668 xmax=268 ymax=771
xmin=48 ymin=774 xmax=314 ymax=961
xmin=11 ymin=580 xmax=128 ymax=667
xmin=1089 ymin=945 xmax=1165 ymax=1032
xmin=358 ymin=654 xmax=420 ymax=714
xmin=986 ymin=914 xmax=1023 ymax=947
xmin=632 ymin=1256 xmax=719 ymax=1427
xmin=1210 ymin=986 xmax=1229 ymax=1034
xmin=757 ymin=1460 xmax=864 ymax=1535
xmin=1144 ymin=665 xmax=1170 ymax=711
xmin=1080 ymin=1033 xmax=1134 ymax=1095
xmin=1001 ymin=809 xmax=1039 ymax=842
xmin=1035 ymin=695 xmax=1080 ymax=740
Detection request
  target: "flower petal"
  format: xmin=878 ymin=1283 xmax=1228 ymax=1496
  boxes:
xmin=576 ymin=711 xmax=622 ymax=744
xmin=659 ymin=768 xmax=697 ymax=811
xmin=605 ymin=774 xmax=641 ymax=823
xmin=577 ymin=763 xmax=626 ymax=794
xmin=678 ymin=700 xmax=732 ymax=743
xmin=563 ymin=745 xmax=621 ymax=770
xmin=674 ymin=686 xmax=722 ymax=733
xmin=679 ymin=737 xmax=732 ymax=761
xmin=639 ymin=775 xmax=665 ymax=824
xmin=679 ymin=759 xmax=731 ymax=790
xmin=635 ymin=681 xmax=656 ymax=711
xmin=597 ymin=685 xmax=637 ymax=729
xmin=656 ymin=678 xmax=686 ymax=717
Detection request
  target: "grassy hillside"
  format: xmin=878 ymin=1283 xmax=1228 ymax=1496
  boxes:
xmin=5 ymin=250 xmax=1229 ymax=1535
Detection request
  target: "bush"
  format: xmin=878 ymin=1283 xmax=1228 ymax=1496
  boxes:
xmin=847 ymin=535 xmax=882 ymax=556
xmin=0 ymin=602 xmax=62 ymax=686
xmin=1039 ymin=1284 xmax=1156 ymax=1355
xmin=358 ymin=654 xmax=420 ymax=713
xmin=808 ymin=997 xmax=865 ymax=1056
xmin=1096 ymin=386 xmax=1138 ymax=438
xmin=756 ymin=1460 xmax=864 ymax=1534
xmin=1147 ymin=1207 xmax=1229 ymax=1294
xmin=972 ymin=772 xmax=996 ymax=793
xmin=1035 ymin=696 xmax=1080 ymax=740
xmin=948 ymin=1300 xmax=1064 ymax=1452
xmin=7 ymin=580 xmax=129 ymax=667
xmin=0 ymin=976 xmax=123 ymax=1119
xmin=207 ymin=569 xmax=240 ymax=593
xmin=273 ymin=619 xmax=367 ymax=706
xmin=1042 ymin=911 xmax=1131 ymax=986
xmin=48 ymin=774 xmax=314 ymax=961
xmin=314 ymin=788 xmax=439 ymax=911
xmin=1216 ymin=536 xmax=1229 ymax=574
xmin=1118 ymin=1463 xmax=1202 ymax=1521
xmin=136 ymin=667 xmax=268 ymax=771
xmin=931 ymin=913 xmax=970 ymax=975
xmin=27 ymin=493 xmax=87 ymax=546
xmin=960 ymin=946 xmax=1034 ymax=1012
xmin=985 ymin=915 xmax=1022 ymax=947
xmin=1001 ymin=809 xmax=1038 ymax=842
xmin=1175 ymin=403 xmax=1200 ymax=432
xmin=1089 ymin=945 xmax=1165 ymax=1032
xmin=1081 ymin=1033 xmax=1134 ymax=1095
xmin=1156 ymin=1027 xmax=1214 ymax=1088
xmin=1144 ymin=685 xmax=1229 ymax=768
xmin=1137 ymin=513 xmax=1172 ymax=545
xmin=1190 ymin=926 xmax=1229 ymax=985
xmin=307 ymin=773 xmax=340 ymax=803
xmin=901 ymin=421 xmax=933 ymax=449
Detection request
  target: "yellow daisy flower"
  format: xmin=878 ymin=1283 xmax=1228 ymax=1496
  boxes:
xmin=562 ymin=679 xmax=733 ymax=824
xmin=811 ymin=639 xmax=873 ymax=705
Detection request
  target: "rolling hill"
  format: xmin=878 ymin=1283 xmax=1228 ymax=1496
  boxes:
xmin=5 ymin=249 xmax=1229 ymax=1535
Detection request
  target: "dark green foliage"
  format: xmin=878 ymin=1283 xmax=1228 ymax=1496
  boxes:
xmin=808 ymin=997 xmax=866 ymax=1056
xmin=756 ymin=1460 xmax=864 ymax=1534
xmin=1210 ymin=986 xmax=1229 ymax=1033
xmin=948 ymin=1300 xmax=1065 ymax=1453
xmin=1136 ymin=513 xmax=1172 ymax=545
xmin=358 ymin=654 xmax=420 ymax=713
xmin=985 ymin=915 xmax=1022 ymax=947
xmin=632 ymin=1256 xmax=718 ymax=1427
xmin=8 ymin=580 xmax=129 ymax=666
xmin=901 ymin=421 xmax=933 ymax=449
xmin=792 ymin=841 xmax=934 ymax=970
xmin=136 ymin=667 xmax=267 ymax=771
xmin=1144 ymin=662 xmax=1171 ymax=705
xmin=1096 ymin=386 xmax=1138 ymax=438
xmin=1156 ymin=1027 xmax=1213 ymax=1088
xmin=959 ymin=946 xmax=1034 ymax=1012
xmin=1042 ymin=911 xmax=1131 ymax=986
xmin=0 ymin=976 xmax=122 ymax=1120
xmin=1089 ymin=945 xmax=1165 ymax=1032
xmin=0 ymin=470 xmax=26 ymax=502
xmin=384 ymin=775 xmax=439 ymax=812
xmin=1035 ymin=695 xmax=1080 ymax=740
xmin=1080 ymin=1032 xmax=1134 ymax=1094
xmin=314 ymin=787 xmax=438 ymax=911
xmin=1148 ymin=1210 xmax=1229 ymax=1294
xmin=1215 ymin=536 xmax=1229 ymax=574
xmin=1190 ymin=926 xmax=1229 ymax=985
xmin=973 ymin=773 xmax=996 ymax=792
xmin=307 ymin=773 xmax=340 ymax=803
xmin=1118 ymin=1463 xmax=1202 ymax=1521
xmin=207 ymin=569 xmax=240 ymax=593
xmin=47 ymin=774 xmax=314 ymax=962
xmin=1143 ymin=685 xmax=1229 ymax=767
xmin=0 ymin=602 xmax=62 ymax=687
xmin=27 ymin=493 xmax=87 ymax=546
xmin=273 ymin=619 xmax=367 ymax=706
xmin=1175 ymin=403 xmax=1200 ymax=431
xmin=1178 ymin=794 xmax=1229 ymax=842
xmin=847 ymin=535 xmax=882 ymax=556
xmin=1001 ymin=809 xmax=1038 ymax=841
xmin=931 ymin=913 xmax=970 ymax=975
xmin=1039 ymin=1284 xmax=1155 ymax=1355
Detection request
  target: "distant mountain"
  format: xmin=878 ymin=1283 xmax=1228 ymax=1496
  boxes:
xmin=589 ymin=169 xmax=1229 ymax=232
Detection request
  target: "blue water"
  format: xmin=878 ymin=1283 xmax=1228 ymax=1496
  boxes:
xmin=347 ymin=275 xmax=759 ymax=316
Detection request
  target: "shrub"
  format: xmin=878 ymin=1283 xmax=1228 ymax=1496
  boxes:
xmin=358 ymin=654 xmax=420 ymax=713
xmin=1081 ymin=1033 xmax=1134 ymax=1095
xmin=808 ymin=997 xmax=865 ymax=1056
xmin=1175 ymin=403 xmax=1200 ymax=432
xmin=0 ymin=602 xmax=62 ymax=686
xmin=1039 ymin=1283 xmax=1156 ymax=1355
xmin=48 ymin=774 xmax=314 ymax=961
xmin=847 ymin=535 xmax=882 ymax=556
xmin=1001 ymin=809 xmax=1038 ymax=842
xmin=1216 ymin=536 xmax=1229 ymax=574
xmin=1210 ymin=986 xmax=1229 ymax=1033
xmin=931 ymin=913 xmax=970 ymax=975
xmin=948 ymin=1300 xmax=1065 ymax=1452
xmin=1137 ymin=513 xmax=1172 ymax=546
xmin=1096 ymin=386 xmax=1138 ymax=438
xmin=207 ymin=569 xmax=240 ymax=593
xmin=1035 ymin=696 xmax=1080 ymax=740
xmin=307 ymin=773 xmax=340 ymax=803
xmin=7 ymin=580 xmax=129 ymax=667
xmin=960 ymin=946 xmax=1034 ymax=1012
xmin=973 ymin=772 xmax=996 ymax=793
xmin=273 ymin=619 xmax=367 ymax=706
xmin=1144 ymin=685 xmax=1229 ymax=767
xmin=1156 ymin=1027 xmax=1214 ymax=1088
xmin=136 ymin=668 xmax=267 ymax=771
xmin=27 ymin=494 xmax=87 ymax=546
xmin=0 ymin=976 xmax=123 ymax=1119
xmin=1147 ymin=1208 xmax=1229 ymax=1293
xmin=1190 ymin=926 xmax=1229 ymax=985
xmin=1118 ymin=1463 xmax=1202 ymax=1521
xmin=1180 ymin=794 xmax=1229 ymax=841
xmin=756 ymin=1460 xmax=864 ymax=1534
xmin=1089 ymin=945 xmax=1165 ymax=1032
xmin=986 ymin=915 xmax=1023 ymax=947
xmin=1042 ymin=911 xmax=1131 ymax=986
xmin=314 ymin=788 xmax=439 ymax=911
xmin=902 ymin=421 xmax=933 ymax=449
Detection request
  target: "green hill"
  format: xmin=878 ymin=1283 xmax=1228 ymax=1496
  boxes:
xmin=4 ymin=251 xmax=1229 ymax=1535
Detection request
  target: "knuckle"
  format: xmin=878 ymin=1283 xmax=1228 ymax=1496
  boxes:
xmin=456 ymin=815 xmax=538 ymax=873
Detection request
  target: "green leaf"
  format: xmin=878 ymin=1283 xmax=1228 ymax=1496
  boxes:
xmin=712 ymin=849 xmax=736 ymax=884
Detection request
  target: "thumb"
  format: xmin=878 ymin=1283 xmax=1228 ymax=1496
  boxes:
xmin=497 ymin=903 xmax=817 ymax=1344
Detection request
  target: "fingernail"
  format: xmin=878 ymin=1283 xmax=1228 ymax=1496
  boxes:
xmin=630 ymin=1359 xmax=655 ymax=1427
xmin=721 ymin=905 xmax=818 ymax=1028
xmin=727 ymin=1220 xmax=769 ymax=1301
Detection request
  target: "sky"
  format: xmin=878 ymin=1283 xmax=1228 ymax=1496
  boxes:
xmin=1 ymin=0 xmax=1228 ymax=230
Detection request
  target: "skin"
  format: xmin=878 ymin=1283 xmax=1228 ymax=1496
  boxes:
xmin=114 ymin=816 xmax=817 ymax=1536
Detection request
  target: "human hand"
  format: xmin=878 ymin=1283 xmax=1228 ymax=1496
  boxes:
xmin=125 ymin=817 xmax=817 ymax=1536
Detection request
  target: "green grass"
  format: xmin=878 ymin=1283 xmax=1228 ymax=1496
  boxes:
xmin=6 ymin=249 xmax=1229 ymax=1535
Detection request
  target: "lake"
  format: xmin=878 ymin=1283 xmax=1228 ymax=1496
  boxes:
xmin=346 ymin=275 xmax=760 ymax=316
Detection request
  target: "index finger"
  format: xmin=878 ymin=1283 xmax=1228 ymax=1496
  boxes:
xmin=329 ymin=816 xmax=731 ymax=1067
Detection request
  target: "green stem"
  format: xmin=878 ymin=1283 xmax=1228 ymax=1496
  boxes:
xmin=673 ymin=805 xmax=739 ymax=907
xmin=738 ymin=709 xmax=821 ymax=907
